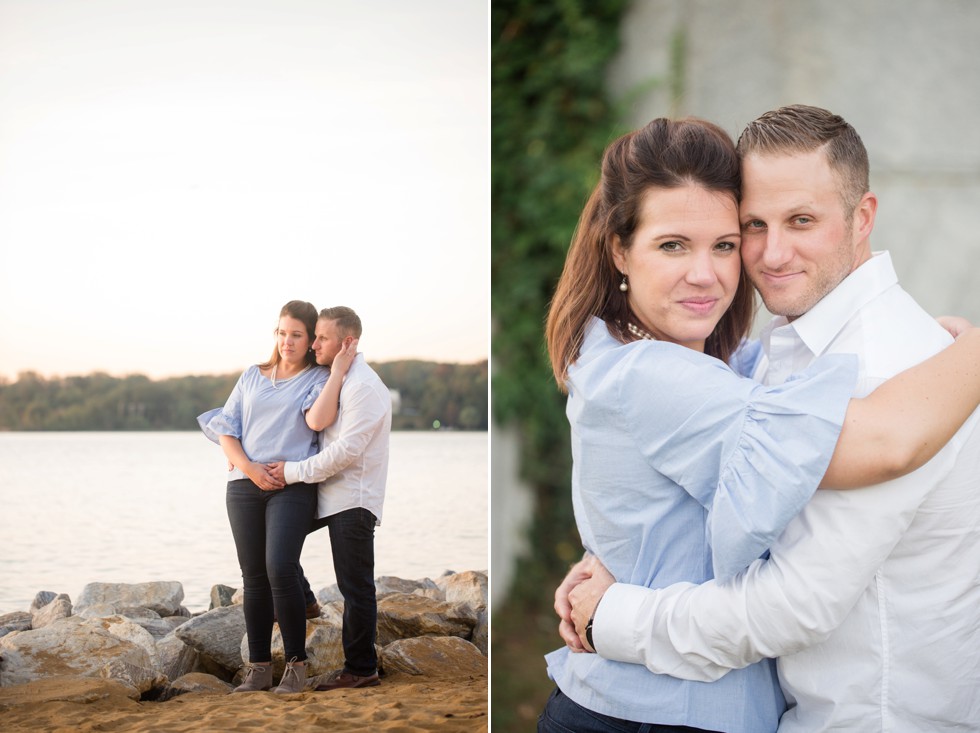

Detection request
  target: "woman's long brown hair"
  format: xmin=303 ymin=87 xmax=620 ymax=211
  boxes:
xmin=545 ymin=117 xmax=755 ymax=390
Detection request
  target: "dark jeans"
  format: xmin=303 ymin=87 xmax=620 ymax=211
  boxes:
xmin=226 ymin=478 xmax=317 ymax=663
xmin=300 ymin=507 xmax=378 ymax=675
xmin=538 ymin=688 xmax=725 ymax=733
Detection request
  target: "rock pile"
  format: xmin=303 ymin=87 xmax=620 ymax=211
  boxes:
xmin=0 ymin=570 xmax=487 ymax=700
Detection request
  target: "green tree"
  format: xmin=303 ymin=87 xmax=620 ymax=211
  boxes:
xmin=491 ymin=1 xmax=628 ymax=729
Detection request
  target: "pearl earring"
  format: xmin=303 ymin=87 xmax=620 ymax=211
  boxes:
xmin=619 ymin=274 xmax=629 ymax=293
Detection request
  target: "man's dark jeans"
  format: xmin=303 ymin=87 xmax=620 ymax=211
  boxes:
xmin=226 ymin=478 xmax=317 ymax=663
xmin=308 ymin=507 xmax=379 ymax=676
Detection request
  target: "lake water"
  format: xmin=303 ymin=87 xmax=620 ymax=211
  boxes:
xmin=0 ymin=431 xmax=487 ymax=613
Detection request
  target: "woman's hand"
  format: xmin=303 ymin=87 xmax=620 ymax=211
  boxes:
xmin=331 ymin=338 xmax=359 ymax=379
xmin=937 ymin=315 xmax=974 ymax=339
xmin=245 ymin=461 xmax=285 ymax=491
xmin=568 ymin=560 xmax=616 ymax=652
xmin=555 ymin=554 xmax=599 ymax=652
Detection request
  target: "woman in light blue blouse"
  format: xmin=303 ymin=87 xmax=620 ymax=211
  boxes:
xmin=199 ymin=300 xmax=351 ymax=694
xmin=539 ymin=118 xmax=980 ymax=733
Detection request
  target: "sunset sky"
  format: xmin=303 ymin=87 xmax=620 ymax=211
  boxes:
xmin=0 ymin=0 xmax=488 ymax=381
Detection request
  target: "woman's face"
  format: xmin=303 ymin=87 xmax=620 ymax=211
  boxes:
xmin=276 ymin=315 xmax=312 ymax=367
xmin=613 ymin=185 xmax=742 ymax=353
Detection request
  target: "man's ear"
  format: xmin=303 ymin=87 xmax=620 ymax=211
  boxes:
xmin=853 ymin=191 xmax=878 ymax=242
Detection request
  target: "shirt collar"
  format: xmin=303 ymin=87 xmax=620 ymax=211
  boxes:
xmin=761 ymin=251 xmax=897 ymax=358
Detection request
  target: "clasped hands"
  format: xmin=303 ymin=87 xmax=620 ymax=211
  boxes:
xmin=554 ymin=553 xmax=616 ymax=653
xmin=238 ymin=460 xmax=288 ymax=491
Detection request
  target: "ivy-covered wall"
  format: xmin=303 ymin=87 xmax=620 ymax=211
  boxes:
xmin=491 ymin=1 xmax=629 ymax=729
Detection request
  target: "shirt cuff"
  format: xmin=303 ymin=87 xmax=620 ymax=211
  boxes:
xmin=283 ymin=461 xmax=301 ymax=485
xmin=591 ymin=582 xmax=648 ymax=664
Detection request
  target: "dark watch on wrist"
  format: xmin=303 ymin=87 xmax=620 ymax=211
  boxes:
xmin=585 ymin=615 xmax=595 ymax=650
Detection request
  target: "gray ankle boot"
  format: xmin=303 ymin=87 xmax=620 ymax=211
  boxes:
xmin=272 ymin=657 xmax=306 ymax=694
xmin=234 ymin=662 xmax=273 ymax=692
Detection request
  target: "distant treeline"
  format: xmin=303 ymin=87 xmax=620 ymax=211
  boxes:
xmin=0 ymin=360 xmax=488 ymax=432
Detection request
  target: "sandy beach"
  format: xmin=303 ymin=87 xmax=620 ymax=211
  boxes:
xmin=0 ymin=669 xmax=487 ymax=732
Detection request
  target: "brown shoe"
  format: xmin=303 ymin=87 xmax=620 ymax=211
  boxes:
xmin=314 ymin=669 xmax=380 ymax=691
xmin=273 ymin=602 xmax=321 ymax=623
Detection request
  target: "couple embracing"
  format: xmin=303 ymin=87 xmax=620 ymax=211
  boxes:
xmin=539 ymin=105 xmax=980 ymax=732
xmin=199 ymin=303 xmax=392 ymax=694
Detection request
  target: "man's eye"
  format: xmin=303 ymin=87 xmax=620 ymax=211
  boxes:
xmin=742 ymin=220 xmax=764 ymax=230
xmin=793 ymin=216 xmax=812 ymax=225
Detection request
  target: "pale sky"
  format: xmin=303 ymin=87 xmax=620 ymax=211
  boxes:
xmin=0 ymin=0 xmax=488 ymax=381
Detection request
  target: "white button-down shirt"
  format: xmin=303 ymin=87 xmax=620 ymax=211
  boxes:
xmin=283 ymin=354 xmax=392 ymax=524
xmin=595 ymin=252 xmax=980 ymax=731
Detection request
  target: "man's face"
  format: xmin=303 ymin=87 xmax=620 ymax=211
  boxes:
xmin=739 ymin=150 xmax=870 ymax=320
xmin=312 ymin=318 xmax=347 ymax=367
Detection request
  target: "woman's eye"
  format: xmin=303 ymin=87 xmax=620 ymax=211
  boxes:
xmin=716 ymin=241 xmax=737 ymax=252
xmin=659 ymin=241 xmax=683 ymax=252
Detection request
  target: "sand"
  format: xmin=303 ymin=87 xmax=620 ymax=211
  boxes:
xmin=0 ymin=671 xmax=488 ymax=732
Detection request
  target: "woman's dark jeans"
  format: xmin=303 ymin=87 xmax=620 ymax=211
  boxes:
xmin=538 ymin=687 xmax=724 ymax=733
xmin=226 ymin=478 xmax=317 ymax=663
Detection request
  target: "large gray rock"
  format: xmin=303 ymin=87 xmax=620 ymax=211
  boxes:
xmin=30 ymin=593 xmax=72 ymax=629
xmin=0 ymin=616 xmax=165 ymax=694
xmin=375 ymin=593 xmax=474 ymax=647
xmin=0 ymin=612 xmax=32 ymax=640
xmin=156 ymin=632 xmax=202 ymax=682
xmin=438 ymin=570 xmax=488 ymax=610
xmin=315 ymin=585 xmax=344 ymax=604
xmin=209 ymin=584 xmax=237 ymax=610
xmin=381 ymin=636 xmax=487 ymax=677
xmin=375 ymin=575 xmax=440 ymax=598
xmin=76 ymin=582 xmax=185 ymax=617
xmin=470 ymin=607 xmax=488 ymax=656
xmin=29 ymin=591 xmax=58 ymax=612
xmin=75 ymin=604 xmax=182 ymax=639
xmin=174 ymin=605 xmax=246 ymax=672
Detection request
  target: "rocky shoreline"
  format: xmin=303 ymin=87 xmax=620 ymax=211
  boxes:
xmin=0 ymin=570 xmax=488 ymax=701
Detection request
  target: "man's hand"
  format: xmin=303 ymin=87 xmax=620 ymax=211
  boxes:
xmin=937 ymin=315 xmax=974 ymax=339
xmin=267 ymin=462 xmax=286 ymax=485
xmin=555 ymin=554 xmax=600 ymax=652
xmin=568 ymin=559 xmax=616 ymax=652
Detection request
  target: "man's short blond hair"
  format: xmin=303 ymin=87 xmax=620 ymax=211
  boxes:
xmin=319 ymin=306 xmax=362 ymax=338
xmin=737 ymin=104 xmax=869 ymax=217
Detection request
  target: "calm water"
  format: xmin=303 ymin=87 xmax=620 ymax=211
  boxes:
xmin=0 ymin=431 xmax=487 ymax=613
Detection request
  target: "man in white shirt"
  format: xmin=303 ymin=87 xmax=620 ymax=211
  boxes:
xmin=558 ymin=105 xmax=980 ymax=731
xmin=271 ymin=305 xmax=392 ymax=691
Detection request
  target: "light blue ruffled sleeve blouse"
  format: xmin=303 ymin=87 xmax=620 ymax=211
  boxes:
xmin=197 ymin=364 xmax=329 ymax=481
xmin=545 ymin=318 xmax=858 ymax=733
